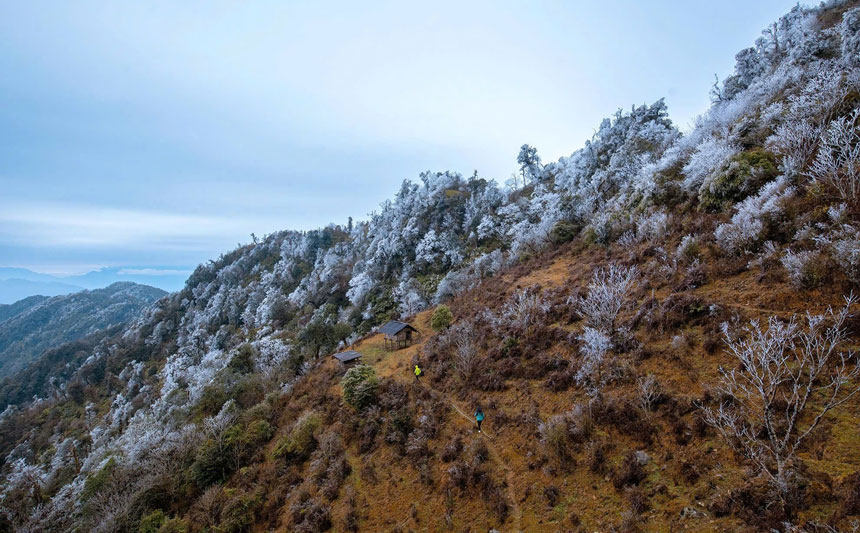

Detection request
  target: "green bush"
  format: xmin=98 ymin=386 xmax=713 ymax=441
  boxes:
xmin=157 ymin=517 xmax=189 ymax=533
xmin=272 ymin=413 xmax=322 ymax=464
xmin=244 ymin=419 xmax=274 ymax=445
xmin=219 ymin=490 xmax=262 ymax=533
xmin=699 ymin=149 xmax=778 ymax=212
xmin=228 ymin=344 xmax=255 ymax=374
xmin=190 ymin=437 xmax=233 ymax=488
xmin=194 ymin=385 xmax=228 ymax=418
xmin=191 ymin=418 xmax=275 ymax=489
xmin=549 ymin=220 xmax=580 ymax=244
xmin=81 ymin=457 xmax=117 ymax=502
xmin=138 ymin=510 xmax=165 ymax=533
xmin=431 ymin=305 xmax=453 ymax=331
xmin=341 ymin=364 xmax=379 ymax=410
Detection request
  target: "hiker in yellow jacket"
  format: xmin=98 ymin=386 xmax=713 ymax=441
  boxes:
xmin=414 ymin=364 xmax=422 ymax=382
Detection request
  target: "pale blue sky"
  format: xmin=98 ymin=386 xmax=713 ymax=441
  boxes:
xmin=0 ymin=0 xmax=799 ymax=282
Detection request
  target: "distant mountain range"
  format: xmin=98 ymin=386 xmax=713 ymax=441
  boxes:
xmin=0 ymin=282 xmax=167 ymax=379
xmin=0 ymin=266 xmax=190 ymax=303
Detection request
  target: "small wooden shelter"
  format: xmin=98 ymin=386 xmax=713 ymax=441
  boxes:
xmin=332 ymin=350 xmax=363 ymax=367
xmin=379 ymin=320 xmax=419 ymax=350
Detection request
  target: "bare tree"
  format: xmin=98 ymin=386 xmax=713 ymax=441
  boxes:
xmin=450 ymin=323 xmax=479 ymax=383
xmin=571 ymin=264 xmax=638 ymax=334
xmin=702 ymin=296 xmax=860 ymax=501
xmin=637 ymin=373 xmax=661 ymax=415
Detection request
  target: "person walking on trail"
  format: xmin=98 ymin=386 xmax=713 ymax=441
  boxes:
xmin=414 ymin=364 xmax=422 ymax=382
xmin=475 ymin=405 xmax=485 ymax=433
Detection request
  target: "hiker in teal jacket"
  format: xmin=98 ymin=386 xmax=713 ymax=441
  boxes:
xmin=475 ymin=405 xmax=485 ymax=433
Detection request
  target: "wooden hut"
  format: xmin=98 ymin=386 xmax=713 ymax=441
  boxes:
xmin=378 ymin=320 xmax=419 ymax=350
xmin=332 ymin=350 xmax=363 ymax=367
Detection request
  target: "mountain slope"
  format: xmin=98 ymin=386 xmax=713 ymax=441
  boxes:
xmin=0 ymin=295 xmax=48 ymax=323
xmin=0 ymin=282 xmax=167 ymax=379
xmin=1 ymin=2 xmax=860 ymax=532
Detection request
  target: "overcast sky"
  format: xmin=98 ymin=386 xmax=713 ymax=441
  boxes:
xmin=0 ymin=0 xmax=800 ymax=279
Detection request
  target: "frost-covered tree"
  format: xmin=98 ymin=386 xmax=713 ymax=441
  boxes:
xmin=450 ymin=322 xmax=479 ymax=383
xmin=807 ymin=108 xmax=860 ymax=201
xmin=576 ymin=327 xmax=612 ymax=393
xmin=702 ymin=297 xmax=860 ymax=501
xmin=517 ymin=144 xmax=543 ymax=183
xmin=572 ymin=264 xmax=638 ymax=334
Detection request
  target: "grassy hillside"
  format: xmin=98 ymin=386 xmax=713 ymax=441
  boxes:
xmin=233 ymin=233 xmax=860 ymax=531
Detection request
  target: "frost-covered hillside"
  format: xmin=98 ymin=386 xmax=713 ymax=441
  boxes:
xmin=2 ymin=1 xmax=860 ymax=531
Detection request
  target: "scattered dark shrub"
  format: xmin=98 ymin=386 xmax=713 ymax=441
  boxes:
xmin=592 ymin=396 xmax=654 ymax=445
xmin=626 ymin=486 xmax=650 ymax=515
xmin=441 ymin=436 xmax=464 ymax=463
xmin=586 ymin=440 xmax=610 ymax=475
xmin=357 ymin=407 xmax=382 ymax=453
xmin=385 ymin=408 xmax=414 ymax=452
xmin=289 ymin=495 xmax=331 ymax=533
xmin=612 ymin=451 xmax=647 ymax=490
xmin=544 ymin=485 xmax=560 ymax=507
xmin=272 ymin=413 xmax=321 ymax=465
xmin=838 ymin=470 xmax=860 ymax=519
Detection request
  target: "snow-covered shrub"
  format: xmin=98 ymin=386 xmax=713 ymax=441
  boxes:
xmin=830 ymin=231 xmax=860 ymax=283
xmin=808 ymin=205 xmax=860 ymax=283
xmin=491 ymin=287 xmax=549 ymax=333
xmin=450 ymin=322 xmax=479 ymax=383
xmin=781 ymin=250 xmax=825 ymax=288
xmin=715 ymin=217 xmax=764 ymax=255
xmin=637 ymin=374 xmax=661 ymax=414
xmin=588 ymin=212 xmax=615 ymax=245
xmin=715 ymin=176 xmax=794 ymax=254
xmin=433 ymin=250 xmax=505 ymax=303
xmin=676 ymin=234 xmax=701 ymax=263
xmin=682 ymin=136 xmax=738 ymax=192
xmin=576 ymin=327 xmax=612 ymax=393
xmin=252 ymin=337 xmax=291 ymax=378
xmin=394 ymin=278 xmax=427 ymax=317
xmin=505 ymin=187 xmax=564 ymax=256
xmin=807 ymin=108 xmax=860 ymax=201
xmin=636 ymin=211 xmax=670 ymax=243
xmin=766 ymin=69 xmax=851 ymax=176
xmin=617 ymin=230 xmax=637 ymax=247
xmin=841 ymin=7 xmax=860 ymax=65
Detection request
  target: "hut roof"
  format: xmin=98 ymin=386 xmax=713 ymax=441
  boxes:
xmin=332 ymin=350 xmax=362 ymax=363
xmin=378 ymin=320 xmax=418 ymax=337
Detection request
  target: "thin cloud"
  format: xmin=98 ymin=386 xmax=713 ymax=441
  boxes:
xmin=118 ymin=268 xmax=193 ymax=276
xmin=0 ymin=202 xmax=256 ymax=250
